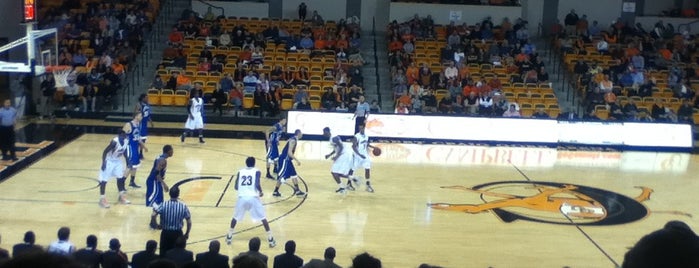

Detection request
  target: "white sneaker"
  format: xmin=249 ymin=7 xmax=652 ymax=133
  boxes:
xmin=118 ymin=194 xmax=131 ymax=204
xmin=99 ymin=198 xmax=111 ymax=208
xmin=226 ymin=233 xmax=233 ymax=245
xmin=268 ymin=237 xmax=276 ymax=248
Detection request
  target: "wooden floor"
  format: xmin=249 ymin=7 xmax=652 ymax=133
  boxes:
xmin=1 ymin=132 xmax=698 ymax=267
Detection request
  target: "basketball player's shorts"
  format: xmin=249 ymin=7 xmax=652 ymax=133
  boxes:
xmin=233 ymin=196 xmax=266 ymax=221
xmin=266 ymin=141 xmax=279 ymax=163
xmin=331 ymin=152 xmax=353 ymax=175
xmin=277 ymin=158 xmax=297 ymax=181
xmin=146 ymin=176 xmax=164 ymax=208
xmin=99 ymin=160 xmax=125 ymax=182
xmin=127 ymin=143 xmax=141 ymax=168
xmin=185 ymin=114 xmax=204 ymax=130
xmin=353 ymin=154 xmax=371 ymax=170
xmin=139 ymin=123 xmax=149 ymax=140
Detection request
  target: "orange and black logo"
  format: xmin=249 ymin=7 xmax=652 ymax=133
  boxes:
xmin=429 ymin=181 xmax=654 ymax=226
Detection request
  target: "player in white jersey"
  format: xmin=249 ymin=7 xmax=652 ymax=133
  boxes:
xmin=181 ymin=89 xmax=205 ymax=143
xmin=322 ymin=127 xmax=352 ymax=194
xmin=226 ymin=157 xmax=276 ymax=248
xmin=98 ymin=130 xmax=131 ymax=208
xmin=350 ymin=123 xmax=377 ymax=193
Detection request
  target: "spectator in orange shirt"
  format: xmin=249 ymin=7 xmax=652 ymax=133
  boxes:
xmin=396 ymin=91 xmax=411 ymax=107
xmin=314 ymin=35 xmax=327 ymax=50
xmin=388 ymin=37 xmax=403 ymax=52
xmin=198 ymin=58 xmax=211 ymax=72
xmin=335 ymin=34 xmax=349 ymax=50
xmin=406 ymin=62 xmax=419 ymax=85
xmin=168 ymin=27 xmax=184 ymax=46
xmin=176 ymin=73 xmax=193 ymax=91
xmin=462 ymin=80 xmax=477 ymax=97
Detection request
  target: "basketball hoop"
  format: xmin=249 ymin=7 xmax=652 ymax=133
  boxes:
xmin=46 ymin=65 xmax=74 ymax=88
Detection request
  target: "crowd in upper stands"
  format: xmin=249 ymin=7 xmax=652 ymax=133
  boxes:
xmin=36 ymin=0 xmax=159 ymax=115
xmin=555 ymin=9 xmax=699 ymax=123
xmin=153 ymin=3 xmax=367 ymax=117
xmin=0 ymin=228 xmax=444 ymax=268
xmin=386 ymin=13 xmax=552 ymax=118
xmin=383 ymin=7 xmax=699 ymax=124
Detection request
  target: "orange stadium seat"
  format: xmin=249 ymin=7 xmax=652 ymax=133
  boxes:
xmin=147 ymin=88 xmax=160 ymax=106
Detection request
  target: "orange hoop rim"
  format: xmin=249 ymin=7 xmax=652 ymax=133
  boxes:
xmin=44 ymin=65 xmax=73 ymax=72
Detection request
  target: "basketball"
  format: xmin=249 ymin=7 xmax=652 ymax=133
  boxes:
xmin=372 ymin=147 xmax=382 ymax=156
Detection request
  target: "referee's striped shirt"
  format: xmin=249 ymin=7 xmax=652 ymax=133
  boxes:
xmin=156 ymin=199 xmax=191 ymax=231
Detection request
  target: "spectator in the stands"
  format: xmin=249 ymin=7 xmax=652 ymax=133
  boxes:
xmin=502 ymin=104 xmax=521 ymax=118
xmin=296 ymin=97 xmax=312 ymax=111
xmin=531 ymin=108 xmax=550 ymax=119
xmin=243 ymin=71 xmax=259 ymax=93
xmin=176 ymin=72 xmax=193 ymax=91
xmin=421 ymin=89 xmax=438 ymax=113
xmin=677 ymin=98 xmax=694 ymax=123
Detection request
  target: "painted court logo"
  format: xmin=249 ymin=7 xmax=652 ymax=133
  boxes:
xmin=429 ymin=181 xmax=654 ymax=226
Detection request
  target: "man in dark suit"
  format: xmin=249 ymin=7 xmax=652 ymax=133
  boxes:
xmin=131 ymin=240 xmax=158 ymax=268
xmin=73 ymin=235 xmax=102 ymax=268
xmin=302 ymin=247 xmax=341 ymax=268
xmin=164 ymin=236 xmax=193 ymax=267
xmin=12 ymin=231 xmax=43 ymax=258
xmin=273 ymin=240 xmax=303 ymax=268
xmin=234 ymin=237 xmax=268 ymax=266
xmin=100 ymin=238 xmax=128 ymax=268
xmin=195 ymin=240 xmax=229 ymax=268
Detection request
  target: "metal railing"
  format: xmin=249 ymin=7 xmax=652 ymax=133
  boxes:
xmin=373 ymin=17 xmax=382 ymax=108
xmin=194 ymin=0 xmax=226 ymax=18
xmin=118 ymin=0 xmax=177 ymax=113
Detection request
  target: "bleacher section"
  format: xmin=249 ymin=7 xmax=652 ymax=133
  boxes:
xmin=387 ymin=17 xmax=562 ymax=118
xmin=152 ymin=16 xmax=364 ymax=114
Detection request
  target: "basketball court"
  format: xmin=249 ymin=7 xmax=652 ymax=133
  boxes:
xmin=0 ymin=121 xmax=697 ymax=267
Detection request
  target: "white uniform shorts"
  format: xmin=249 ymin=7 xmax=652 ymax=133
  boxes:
xmin=353 ymin=154 xmax=371 ymax=170
xmin=331 ymin=152 xmax=353 ymax=175
xmin=185 ymin=114 xmax=204 ymax=130
xmin=99 ymin=160 xmax=126 ymax=182
xmin=233 ymin=196 xmax=266 ymax=221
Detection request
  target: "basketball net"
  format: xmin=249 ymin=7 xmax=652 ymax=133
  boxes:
xmin=50 ymin=66 xmax=75 ymax=88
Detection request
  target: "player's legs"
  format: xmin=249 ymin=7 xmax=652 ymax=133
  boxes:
xmin=116 ymin=177 xmax=130 ymax=204
xmin=139 ymin=137 xmax=147 ymax=160
xmin=265 ymin=159 xmax=276 ymax=179
xmin=127 ymin=147 xmax=141 ymax=188
xmin=98 ymin=161 xmax=119 ymax=208
xmin=197 ymin=128 xmax=205 ymax=143
xmin=290 ymin=177 xmax=305 ymax=196
xmin=98 ymin=181 xmax=109 ymax=208
xmin=363 ymin=159 xmax=374 ymax=193
xmin=332 ymin=173 xmax=347 ymax=194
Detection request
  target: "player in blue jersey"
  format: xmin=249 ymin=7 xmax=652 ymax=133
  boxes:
xmin=135 ymin=94 xmax=154 ymax=159
xmin=264 ymin=118 xmax=286 ymax=179
xmin=124 ymin=113 xmax=148 ymax=188
xmin=272 ymin=129 xmax=306 ymax=197
xmin=146 ymin=145 xmax=173 ymax=214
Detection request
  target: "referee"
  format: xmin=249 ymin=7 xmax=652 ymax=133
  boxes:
xmin=0 ymin=99 xmax=18 ymax=161
xmin=353 ymin=95 xmax=370 ymax=134
xmin=150 ymin=187 xmax=191 ymax=257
